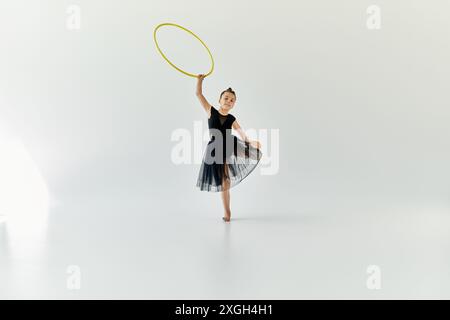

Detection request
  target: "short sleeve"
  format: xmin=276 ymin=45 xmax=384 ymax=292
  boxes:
xmin=229 ymin=114 xmax=236 ymax=125
xmin=208 ymin=105 xmax=216 ymax=119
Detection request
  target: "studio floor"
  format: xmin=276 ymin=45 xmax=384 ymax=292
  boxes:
xmin=1 ymin=195 xmax=449 ymax=299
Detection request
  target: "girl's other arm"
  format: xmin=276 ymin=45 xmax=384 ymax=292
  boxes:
xmin=232 ymin=120 xmax=261 ymax=149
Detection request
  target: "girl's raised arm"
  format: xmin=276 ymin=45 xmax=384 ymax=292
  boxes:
xmin=195 ymin=74 xmax=212 ymax=116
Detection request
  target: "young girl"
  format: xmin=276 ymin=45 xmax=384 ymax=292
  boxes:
xmin=195 ymin=74 xmax=263 ymax=222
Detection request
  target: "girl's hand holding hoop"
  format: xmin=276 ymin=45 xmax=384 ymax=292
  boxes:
xmin=196 ymin=74 xmax=206 ymax=95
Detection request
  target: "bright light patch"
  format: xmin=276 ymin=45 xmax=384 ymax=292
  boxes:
xmin=0 ymin=138 xmax=49 ymax=236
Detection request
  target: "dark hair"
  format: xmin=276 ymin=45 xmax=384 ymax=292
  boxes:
xmin=220 ymin=87 xmax=236 ymax=100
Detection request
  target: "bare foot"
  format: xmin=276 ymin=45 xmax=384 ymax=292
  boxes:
xmin=223 ymin=211 xmax=231 ymax=222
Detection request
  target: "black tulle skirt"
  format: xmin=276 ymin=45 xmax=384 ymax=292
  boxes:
xmin=196 ymin=135 xmax=262 ymax=192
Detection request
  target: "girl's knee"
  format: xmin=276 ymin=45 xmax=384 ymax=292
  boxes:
xmin=222 ymin=178 xmax=230 ymax=190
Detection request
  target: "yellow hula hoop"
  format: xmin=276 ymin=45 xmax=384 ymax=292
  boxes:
xmin=153 ymin=22 xmax=215 ymax=78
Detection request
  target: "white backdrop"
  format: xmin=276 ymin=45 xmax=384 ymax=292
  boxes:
xmin=0 ymin=0 xmax=449 ymax=299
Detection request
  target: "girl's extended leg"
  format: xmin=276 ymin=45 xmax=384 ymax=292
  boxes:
xmin=221 ymin=163 xmax=231 ymax=222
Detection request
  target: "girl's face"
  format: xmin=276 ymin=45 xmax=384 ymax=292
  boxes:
xmin=219 ymin=92 xmax=236 ymax=111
